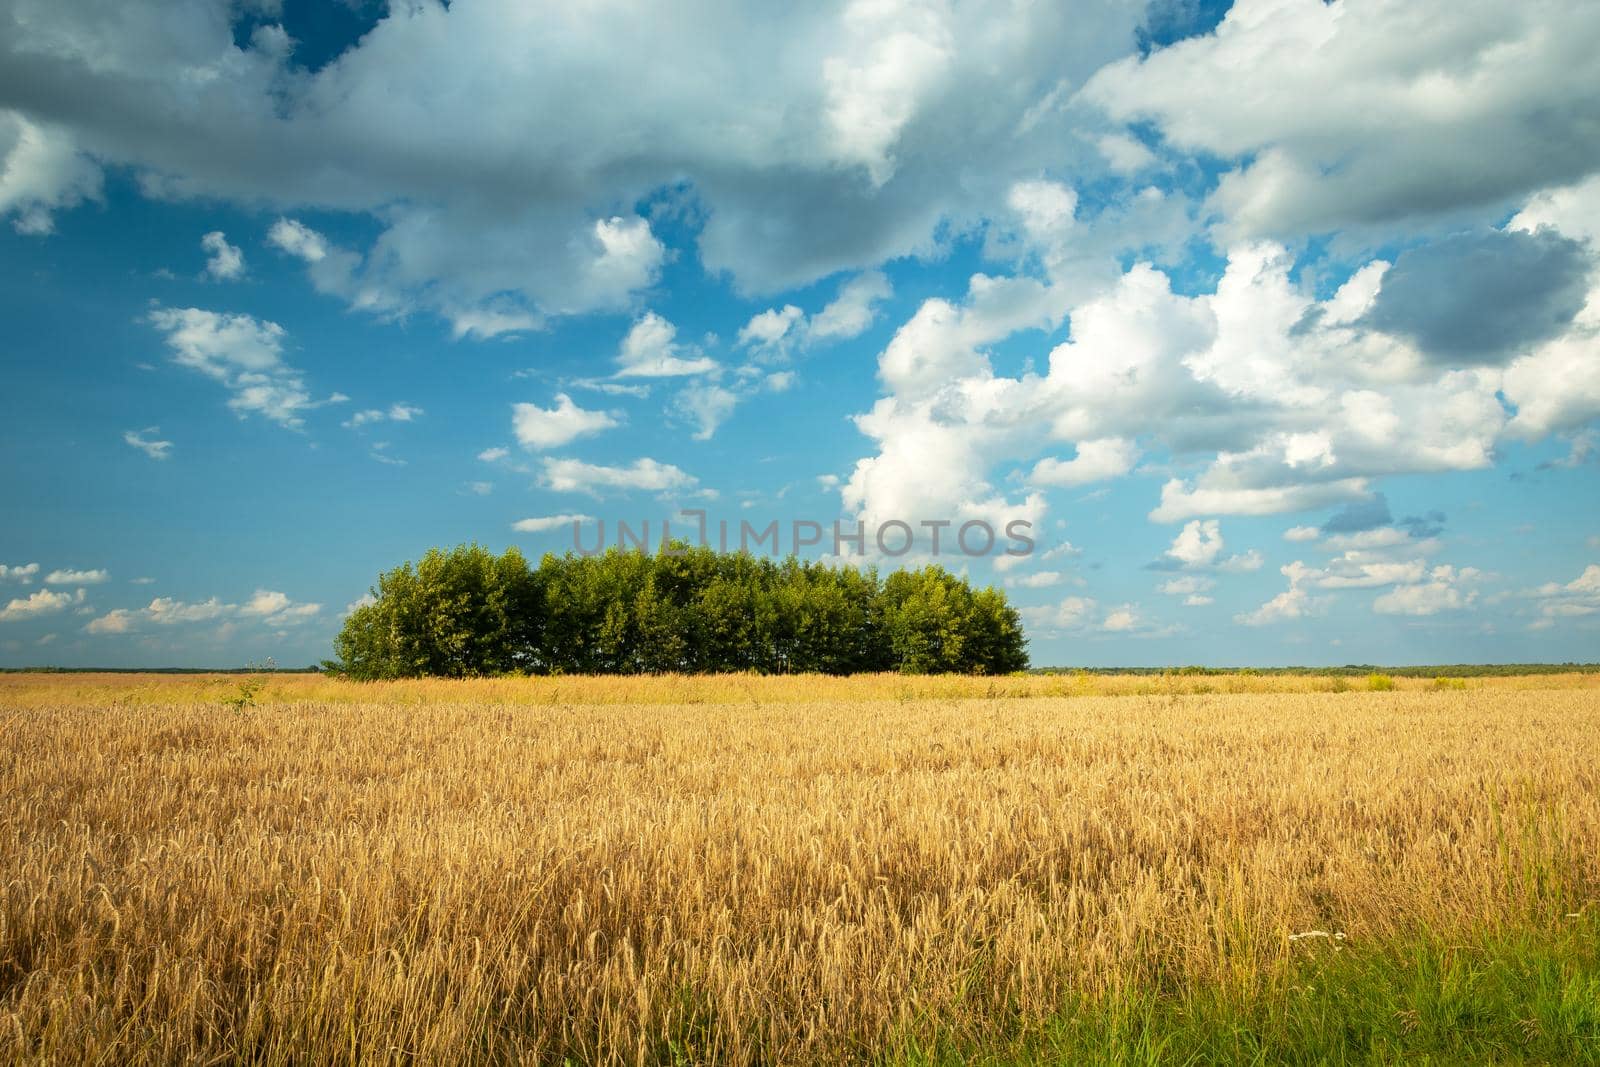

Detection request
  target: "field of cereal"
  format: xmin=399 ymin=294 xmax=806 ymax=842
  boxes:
xmin=2 ymin=672 xmax=1598 ymax=1063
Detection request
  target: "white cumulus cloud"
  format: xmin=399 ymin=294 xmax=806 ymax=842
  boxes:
xmin=512 ymin=514 xmax=595 ymax=534
xmin=147 ymin=308 xmax=327 ymax=428
xmin=0 ymin=563 xmax=40 ymax=584
xmin=200 ymin=230 xmax=244 ymax=280
xmin=45 ymin=569 xmax=107 ymax=585
xmin=541 ymin=457 xmax=698 ymax=496
xmin=1 ymin=587 xmax=83 ymax=622
xmin=614 ymin=313 xmax=718 ymax=379
xmin=512 ymin=395 xmax=619 ymax=450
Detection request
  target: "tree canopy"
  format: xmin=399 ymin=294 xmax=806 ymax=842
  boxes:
xmin=329 ymin=544 xmax=1028 ymax=679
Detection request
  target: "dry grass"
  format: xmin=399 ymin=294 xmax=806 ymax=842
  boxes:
xmin=1 ymin=673 xmax=1598 ymax=1063
xmin=2 ymin=668 xmax=1596 ymax=711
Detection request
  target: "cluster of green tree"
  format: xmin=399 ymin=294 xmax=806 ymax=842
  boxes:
xmin=327 ymin=543 xmax=1029 ymax=679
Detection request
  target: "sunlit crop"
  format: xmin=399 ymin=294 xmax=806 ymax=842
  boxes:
xmin=2 ymin=672 xmax=1597 ymax=1063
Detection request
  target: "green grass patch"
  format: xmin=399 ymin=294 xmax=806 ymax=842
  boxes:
xmin=888 ymin=917 xmax=1600 ymax=1065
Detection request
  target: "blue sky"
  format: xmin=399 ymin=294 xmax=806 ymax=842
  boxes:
xmin=2 ymin=0 xmax=1598 ymax=668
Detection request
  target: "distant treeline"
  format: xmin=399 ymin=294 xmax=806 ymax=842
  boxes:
xmin=1031 ymin=664 xmax=1600 ymax=678
xmin=328 ymin=544 xmax=1029 ymax=679
xmin=0 ymin=667 xmax=321 ymax=675
xmin=6 ymin=662 xmax=1596 ymax=677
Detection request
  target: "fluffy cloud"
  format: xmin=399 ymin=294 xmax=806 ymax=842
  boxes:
xmin=85 ymin=588 xmax=319 ymax=633
xmin=1150 ymin=479 xmax=1372 ymax=524
xmin=1235 ymin=562 xmax=1321 ymax=627
xmin=1007 ymin=571 xmax=1063 ymax=590
xmin=1100 ymin=606 xmax=1146 ymax=633
xmin=1524 ymin=563 xmax=1600 ymax=626
xmin=267 ymin=214 xmax=571 ymax=339
xmin=0 ymin=109 xmax=101 ymax=234
xmin=835 ymin=161 xmax=1208 ymax=541
xmin=739 ymin=271 xmax=894 ymax=361
xmin=1156 ymin=519 xmax=1264 ymax=572
xmin=341 ymin=593 xmax=376 ymax=619
xmin=614 ymin=314 xmax=718 ymax=378
xmin=146 ymin=596 xmax=232 ymax=625
xmin=1019 ymin=594 xmax=1166 ymax=636
xmin=1031 ymin=438 xmax=1137 ymax=488
xmin=1235 ymin=533 xmax=1485 ymax=622
xmin=0 ymin=587 xmax=83 ymax=622
xmin=147 ymin=308 xmax=326 ymax=428
xmin=200 ymin=230 xmax=244 ymax=280
xmin=8 ymin=0 xmax=1600 ymax=640
xmin=1020 ymin=596 xmax=1101 ymax=633
xmin=809 ymin=271 xmax=894 ymax=342
xmin=834 ymin=248 xmax=1165 ymax=538
xmin=344 ymin=403 xmax=422 ymax=430
xmin=0 ymin=0 xmax=1149 ymax=325
xmin=240 ymin=590 xmax=290 ymax=617
xmin=540 ymin=457 xmax=697 ymax=495
xmin=1512 ymin=174 xmax=1600 ymax=248
xmin=1084 ymin=0 xmax=1600 ymax=239
xmin=45 ymin=568 xmax=107 ymax=585
xmin=1007 ymin=180 xmax=1079 ymax=267
xmin=845 ymin=189 xmax=1600 ymax=535
xmin=1320 ymin=528 xmax=1413 ymax=553
xmin=267 ymin=217 xmax=410 ymax=321
xmin=1234 ymin=584 xmax=1313 ymax=627
xmin=842 ymin=241 xmax=1076 ymax=542
xmin=267 ymin=217 xmax=330 ymax=262
xmin=1274 ymin=517 xmax=1450 ymax=598
xmin=1158 ymin=575 xmax=1214 ymax=607
xmin=1373 ymin=566 xmax=1482 ymax=616
xmin=8 ymin=0 xmax=1600 ymax=351
xmin=1502 ymin=331 xmax=1600 ymax=441
xmin=84 ymin=608 xmax=136 ymax=635
xmin=1217 ymin=553 xmax=1264 ymax=573
xmin=673 ymin=383 xmax=740 ymax=442
xmin=1498 ymin=177 xmax=1600 ymax=441
xmin=1316 ymin=558 xmax=1429 ymax=590
xmin=738 ymin=305 xmax=805 ymax=359
xmin=630 ymin=312 xmax=803 ymax=438
xmin=242 ymin=589 xmax=320 ymax=625
xmin=512 ymin=514 xmax=594 ymax=534
xmin=1165 ymin=519 xmax=1224 ymax=567
xmin=0 ymin=563 xmax=39 ymax=583
xmin=512 ymin=394 xmax=619 ymax=450
xmin=123 ymin=427 xmax=173 ymax=460
xmin=1095 ymin=131 xmax=1156 ymax=175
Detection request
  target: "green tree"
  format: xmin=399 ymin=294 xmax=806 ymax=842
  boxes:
xmin=330 ymin=545 xmax=1029 ymax=677
xmin=963 ymin=586 xmax=1030 ymax=674
xmin=328 ymin=544 xmax=539 ymax=679
xmin=879 ymin=567 xmax=970 ymax=673
xmin=876 ymin=566 xmax=1026 ymax=674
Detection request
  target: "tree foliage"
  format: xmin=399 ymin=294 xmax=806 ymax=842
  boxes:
xmin=329 ymin=543 xmax=1028 ymax=679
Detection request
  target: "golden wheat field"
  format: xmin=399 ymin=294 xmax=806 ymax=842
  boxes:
xmin=2 ymin=671 xmax=1598 ymax=1064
